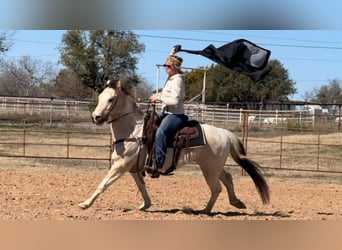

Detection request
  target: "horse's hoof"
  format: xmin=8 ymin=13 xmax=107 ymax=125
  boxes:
xmin=200 ymin=208 xmax=212 ymax=215
xmin=232 ymin=200 xmax=247 ymax=209
xmin=78 ymin=202 xmax=89 ymax=210
xmin=139 ymin=203 xmax=151 ymax=211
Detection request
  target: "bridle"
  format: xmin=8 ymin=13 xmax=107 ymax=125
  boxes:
xmin=104 ymin=92 xmax=134 ymax=124
xmin=107 ymin=111 xmax=134 ymax=124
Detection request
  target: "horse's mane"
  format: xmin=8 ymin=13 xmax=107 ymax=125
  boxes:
xmin=121 ymin=87 xmax=139 ymax=110
xmin=121 ymin=86 xmax=132 ymax=96
xmin=107 ymin=78 xmax=144 ymax=118
xmin=107 ymin=78 xmax=134 ymax=97
xmin=121 ymin=87 xmax=145 ymax=118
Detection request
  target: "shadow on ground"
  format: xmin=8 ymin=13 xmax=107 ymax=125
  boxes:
xmin=144 ymin=208 xmax=291 ymax=218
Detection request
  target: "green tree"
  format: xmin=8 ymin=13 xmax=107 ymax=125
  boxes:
xmin=312 ymin=79 xmax=342 ymax=104
xmin=185 ymin=68 xmax=206 ymax=102
xmin=311 ymin=79 xmax=342 ymax=114
xmin=54 ymin=69 xmax=93 ymax=99
xmin=258 ymin=60 xmax=296 ymax=102
xmin=185 ymin=59 xmax=297 ymax=107
xmin=59 ymin=30 xmax=145 ymax=94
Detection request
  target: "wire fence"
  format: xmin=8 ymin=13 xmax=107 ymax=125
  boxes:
xmin=0 ymin=97 xmax=341 ymax=174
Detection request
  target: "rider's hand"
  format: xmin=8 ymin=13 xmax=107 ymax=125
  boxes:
xmin=169 ymin=47 xmax=176 ymax=56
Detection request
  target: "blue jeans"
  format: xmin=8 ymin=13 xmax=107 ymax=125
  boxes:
xmin=154 ymin=112 xmax=188 ymax=168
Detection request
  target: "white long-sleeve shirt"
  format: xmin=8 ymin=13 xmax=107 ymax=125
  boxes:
xmin=157 ymin=73 xmax=185 ymax=114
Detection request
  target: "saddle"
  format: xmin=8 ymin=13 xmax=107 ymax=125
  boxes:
xmin=142 ymin=109 xmax=205 ymax=175
xmin=173 ymin=120 xmax=204 ymax=148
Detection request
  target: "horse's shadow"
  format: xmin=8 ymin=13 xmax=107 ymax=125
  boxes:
xmin=145 ymin=208 xmax=291 ymax=218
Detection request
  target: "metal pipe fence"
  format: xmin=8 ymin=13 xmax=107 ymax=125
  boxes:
xmin=184 ymin=105 xmax=342 ymax=174
xmin=0 ymin=98 xmax=341 ymax=174
xmin=0 ymin=98 xmax=112 ymax=168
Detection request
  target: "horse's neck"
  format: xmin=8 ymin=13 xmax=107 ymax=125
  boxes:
xmin=110 ymin=115 xmax=134 ymax=137
xmin=110 ymin=95 xmax=142 ymax=141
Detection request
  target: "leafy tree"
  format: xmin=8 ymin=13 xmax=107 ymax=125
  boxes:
xmin=184 ymin=68 xmax=206 ymax=102
xmin=311 ymin=79 xmax=342 ymax=114
xmin=54 ymin=69 xmax=93 ymax=99
xmin=59 ymin=30 xmax=145 ymax=94
xmin=184 ymin=59 xmax=297 ymax=107
xmin=258 ymin=60 xmax=296 ymax=102
xmin=312 ymin=79 xmax=342 ymax=104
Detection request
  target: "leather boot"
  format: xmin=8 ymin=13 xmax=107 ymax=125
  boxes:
xmin=144 ymin=165 xmax=160 ymax=178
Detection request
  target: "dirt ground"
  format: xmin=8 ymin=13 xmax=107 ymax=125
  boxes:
xmin=0 ymin=160 xmax=341 ymax=220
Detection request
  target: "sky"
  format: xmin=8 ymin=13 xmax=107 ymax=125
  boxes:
xmin=3 ymin=30 xmax=342 ymax=101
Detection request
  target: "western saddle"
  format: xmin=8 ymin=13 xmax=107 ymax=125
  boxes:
xmin=142 ymin=104 xmax=204 ymax=177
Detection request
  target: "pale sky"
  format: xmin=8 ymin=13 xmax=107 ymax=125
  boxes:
xmin=4 ymin=30 xmax=342 ymax=101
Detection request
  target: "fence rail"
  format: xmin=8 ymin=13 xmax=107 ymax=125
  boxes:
xmin=0 ymin=98 xmax=341 ymax=174
xmin=182 ymin=104 xmax=342 ymax=173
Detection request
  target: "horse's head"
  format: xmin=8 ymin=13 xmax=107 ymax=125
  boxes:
xmin=92 ymin=79 xmax=122 ymax=125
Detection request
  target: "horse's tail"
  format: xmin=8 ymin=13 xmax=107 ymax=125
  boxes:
xmin=228 ymin=132 xmax=270 ymax=204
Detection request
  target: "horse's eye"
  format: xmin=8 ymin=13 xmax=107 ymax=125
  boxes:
xmin=108 ymin=98 xmax=114 ymax=103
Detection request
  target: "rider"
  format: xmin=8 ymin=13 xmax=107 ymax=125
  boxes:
xmin=145 ymin=47 xmax=188 ymax=178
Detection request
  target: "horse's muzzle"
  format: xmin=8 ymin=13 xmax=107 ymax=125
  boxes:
xmin=92 ymin=114 xmax=105 ymax=124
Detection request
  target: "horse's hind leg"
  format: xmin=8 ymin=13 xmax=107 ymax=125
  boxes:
xmin=219 ymin=169 xmax=246 ymax=209
xmin=200 ymin=166 xmax=223 ymax=214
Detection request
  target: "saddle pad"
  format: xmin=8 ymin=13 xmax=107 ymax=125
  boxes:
xmin=187 ymin=123 xmax=206 ymax=148
xmin=169 ymin=122 xmax=206 ymax=148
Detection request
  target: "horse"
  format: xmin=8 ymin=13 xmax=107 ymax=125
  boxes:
xmin=78 ymin=79 xmax=270 ymax=214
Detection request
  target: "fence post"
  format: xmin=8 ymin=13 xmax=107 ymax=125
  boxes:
xmin=241 ymin=111 xmax=249 ymax=176
xmin=22 ymin=103 xmax=27 ymax=156
xmin=66 ymin=104 xmax=71 ymax=158
xmin=239 ymin=108 xmax=243 ymax=125
xmin=338 ymin=104 xmax=341 ymax=131
xmin=49 ymin=97 xmax=54 ymax=127
xmin=316 ymin=115 xmax=321 ymax=171
xmin=226 ymin=103 xmax=229 ymax=124
xmin=312 ymin=110 xmax=315 ymax=128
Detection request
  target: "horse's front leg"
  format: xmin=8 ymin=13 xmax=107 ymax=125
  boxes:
xmin=130 ymin=171 xmax=151 ymax=211
xmin=78 ymin=161 xmax=127 ymax=210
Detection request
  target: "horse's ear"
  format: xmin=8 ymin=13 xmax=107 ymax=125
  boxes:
xmin=106 ymin=78 xmax=121 ymax=89
xmin=116 ymin=79 xmax=122 ymax=88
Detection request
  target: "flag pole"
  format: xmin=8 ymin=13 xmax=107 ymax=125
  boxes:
xmin=202 ymin=69 xmax=206 ymax=104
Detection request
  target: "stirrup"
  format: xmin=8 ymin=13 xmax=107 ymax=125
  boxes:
xmin=144 ymin=165 xmax=160 ymax=178
xmin=160 ymin=166 xmax=175 ymax=176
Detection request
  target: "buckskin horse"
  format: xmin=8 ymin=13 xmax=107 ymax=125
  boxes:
xmin=78 ymin=79 xmax=270 ymax=214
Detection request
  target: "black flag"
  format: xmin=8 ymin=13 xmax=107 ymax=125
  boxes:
xmin=174 ymin=39 xmax=271 ymax=81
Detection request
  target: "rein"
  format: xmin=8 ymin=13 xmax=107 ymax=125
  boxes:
xmin=106 ymin=91 xmax=136 ymax=124
xmin=113 ymin=136 xmax=141 ymax=145
xmin=107 ymin=111 xmax=134 ymax=124
xmin=108 ymin=107 xmax=140 ymax=157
